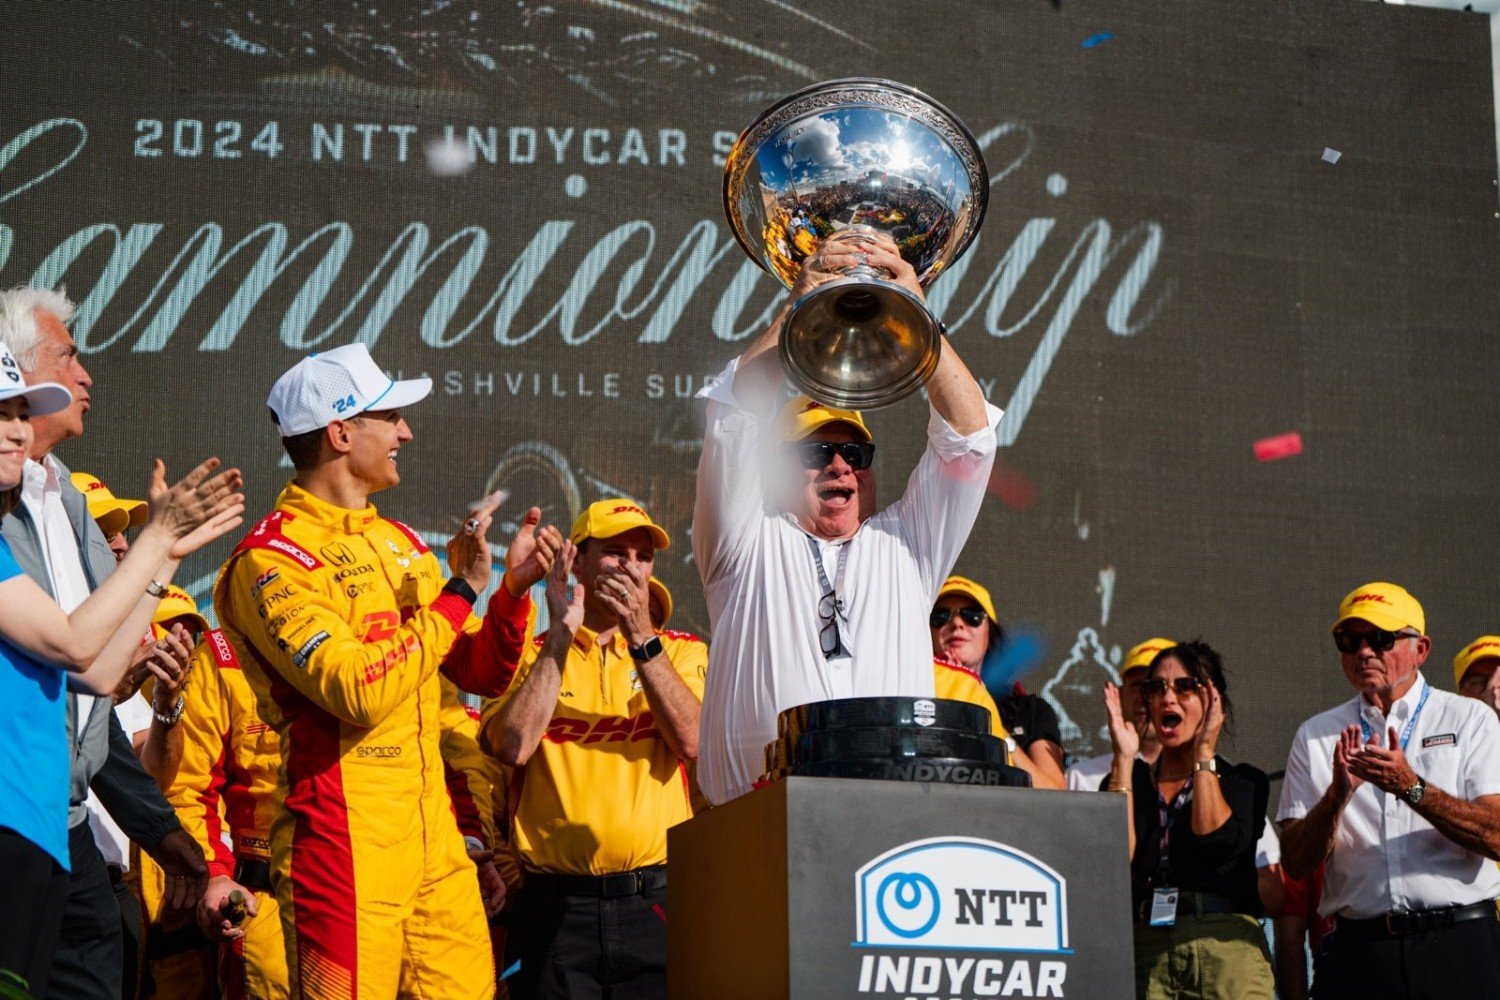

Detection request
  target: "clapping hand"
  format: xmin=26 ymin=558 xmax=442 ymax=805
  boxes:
xmin=1104 ymin=683 xmax=1140 ymax=761
xmin=144 ymin=458 xmax=245 ymax=559
xmin=504 ymin=507 xmax=564 ymax=597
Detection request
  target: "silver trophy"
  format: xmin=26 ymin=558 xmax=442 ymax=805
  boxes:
xmin=723 ymin=78 xmax=988 ymax=409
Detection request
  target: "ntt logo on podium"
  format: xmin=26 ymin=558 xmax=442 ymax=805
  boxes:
xmin=854 ymin=837 xmax=1070 ymax=953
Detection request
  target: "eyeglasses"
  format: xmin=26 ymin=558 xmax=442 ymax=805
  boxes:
xmin=794 ymin=440 xmax=876 ymax=471
xmin=818 ymin=589 xmax=846 ymax=659
xmin=1332 ymin=628 xmax=1418 ymax=655
xmin=929 ymin=606 xmax=987 ymax=629
xmin=1141 ymin=676 xmax=1203 ymax=700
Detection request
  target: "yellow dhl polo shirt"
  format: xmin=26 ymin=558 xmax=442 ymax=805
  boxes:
xmin=486 ymin=625 xmax=707 ymax=876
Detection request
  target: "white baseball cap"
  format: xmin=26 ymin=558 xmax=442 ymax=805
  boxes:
xmin=0 ymin=342 xmax=71 ymax=416
xmin=266 ymin=343 xmax=432 ymax=437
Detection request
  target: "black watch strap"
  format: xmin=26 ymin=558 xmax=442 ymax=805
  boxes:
xmin=443 ymin=577 xmax=478 ymax=604
xmin=629 ymin=635 xmax=664 ymax=662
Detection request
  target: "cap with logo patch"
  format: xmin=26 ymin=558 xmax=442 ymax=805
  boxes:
xmin=569 ymin=499 xmax=670 ymax=550
xmin=71 ymin=471 xmax=148 ymax=538
xmin=1123 ymin=637 xmax=1177 ymax=676
xmin=266 ymin=343 xmax=432 ymax=437
xmin=151 ymin=584 xmax=209 ymax=639
xmin=774 ymin=395 xmax=872 ymax=444
xmin=935 ymin=576 xmax=998 ymax=624
xmin=1331 ymin=582 xmax=1425 ymax=636
xmin=1454 ymin=635 xmax=1500 ymax=688
xmin=0 ymin=341 xmax=71 ymax=416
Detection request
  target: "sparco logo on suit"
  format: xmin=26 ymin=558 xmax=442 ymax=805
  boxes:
xmin=853 ymin=838 xmax=1071 ymax=998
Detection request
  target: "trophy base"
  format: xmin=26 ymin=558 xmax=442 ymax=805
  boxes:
xmin=780 ymin=276 xmax=943 ymax=410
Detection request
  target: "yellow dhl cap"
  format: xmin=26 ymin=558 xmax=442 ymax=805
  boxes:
xmin=1454 ymin=635 xmax=1500 ymax=688
xmin=569 ymin=499 xmax=670 ymax=550
xmin=936 ymin=576 xmax=998 ymax=625
xmin=774 ymin=395 xmax=872 ymax=444
xmin=647 ymin=577 xmax=673 ymax=629
xmin=1332 ymin=582 xmax=1425 ymax=636
xmin=1123 ymin=638 xmax=1177 ymax=676
xmin=71 ymin=472 xmax=147 ymax=539
xmin=150 ymin=584 xmax=208 ymax=638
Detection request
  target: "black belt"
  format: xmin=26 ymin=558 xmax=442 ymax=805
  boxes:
xmin=234 ymin=858 xmax=272 ymax=893
xmin=145 ymin=922 xmax=209 ymax=960
xmin=1136 ymin=891 xmax=1245 ymax=925
xmin=1335 ymin=900 xmax=1500 ymax=939
xmin=525 ymin=865 xmax=667 ymax=898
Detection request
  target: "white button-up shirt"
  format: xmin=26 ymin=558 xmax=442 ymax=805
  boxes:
xmin=1277 ymin=674 xmax=1500 ymax=919
xmin=692 ymin=359 xmax=1002 ymax=805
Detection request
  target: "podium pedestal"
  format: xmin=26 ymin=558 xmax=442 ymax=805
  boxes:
xmin=668 ymin=777 xmax=1134 ymax=999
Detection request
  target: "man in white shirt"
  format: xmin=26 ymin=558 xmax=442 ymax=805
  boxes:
xmin=1279 ymin=582 xmax=1500 ymax=998
xmin=693 ymin=235 xmax=1002 ymax=805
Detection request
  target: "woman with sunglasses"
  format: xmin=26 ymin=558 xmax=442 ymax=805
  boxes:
xmin=929 ymin=576 xmax=1065 ymax=789
xmin=1103 ymin=641 xmax=1273 ymax=999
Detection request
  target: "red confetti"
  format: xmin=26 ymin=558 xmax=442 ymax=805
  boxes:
xmin=987 ymin=462 xmax=1037 ymax=510
xmin=1254 ymin=432 xmax=1304 ymax=462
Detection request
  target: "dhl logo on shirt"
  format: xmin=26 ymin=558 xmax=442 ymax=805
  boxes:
xmin=363 ymin=634 xmax=419 ymax=685
xmin=545 ymin=713 xmax=661 ymax=745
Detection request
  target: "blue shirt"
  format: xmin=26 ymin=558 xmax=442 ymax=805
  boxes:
xmin=0 ymin=536 xmax=70 ymax=870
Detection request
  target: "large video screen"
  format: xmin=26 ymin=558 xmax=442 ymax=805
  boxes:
xmin=3 ymin=0 xmax=1496 ymax=776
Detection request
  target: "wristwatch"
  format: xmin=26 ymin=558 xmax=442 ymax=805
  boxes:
xmin=628 ymin=636 xmax=664 ymax=662
xmin=1401 ymin=775 xmax=1427 ymax=806
xmin=1193 ymin=757 xmax=1219 ymax=775
xmin=145 ymin=579 xmax=169 ymax=599
xmin=153 ymin=696 xmax=185 ymax=727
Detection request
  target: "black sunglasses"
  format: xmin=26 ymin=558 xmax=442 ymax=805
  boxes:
xmin=930 ymin=607 xmax=987 ymax=629
xmin=794 ymin=440 xmax=875 ymax=471
xmin=1142 ymin=676 xmax=1203 ymax=699
xmin=818 ymin=589 xmax=846 ymax=659
xmin=1333 ymin=628 xmax=1417 ymax=655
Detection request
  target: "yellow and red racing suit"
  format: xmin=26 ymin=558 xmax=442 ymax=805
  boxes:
xmin=214 ymin=483 xmax=530 ymax=999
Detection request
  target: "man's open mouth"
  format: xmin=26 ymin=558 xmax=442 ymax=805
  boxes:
xmin=818 ymin=487 xmax=854 ymax=506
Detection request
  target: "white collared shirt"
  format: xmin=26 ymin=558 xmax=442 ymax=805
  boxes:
xmin=1277 ymin=674 xmax=1500 ymax=919
xmin=692 ymin=359 xmax=1002 ymax=805
xmin=1067 ymin=750 xmax=1282 ymax=866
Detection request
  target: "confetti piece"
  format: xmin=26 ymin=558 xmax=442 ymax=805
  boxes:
xmin=1081 ymin=32 xmax=1115 ymax=49
xmin=983 ymin=624 xmax=1047 ymax=693
xmin=1254 ymin=432 xmax=1304 ymax=462
xmin=425 ymin=136 xmax=471 ymax=177
xmin=501 ymin=961 xmax=522 ymax=981
xmin=653 ymin=902 xmax=669 ymax=924
xmin=986 ymin=462 xmax=1037 ymax=511
xmin=1322 ymin=147 xmax=1342 ymax=164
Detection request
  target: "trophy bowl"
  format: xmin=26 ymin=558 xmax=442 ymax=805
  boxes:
xmin=723 ymin=78 xmax=988 ymax=409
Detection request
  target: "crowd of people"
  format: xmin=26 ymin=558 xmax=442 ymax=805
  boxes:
xmin=0 ymin=233 xmax=1495 ymax=1000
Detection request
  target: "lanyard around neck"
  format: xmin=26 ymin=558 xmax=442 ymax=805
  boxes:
xmin=1360 ymin=681 xmax=1430 ymax=753
xmin=806 ymin=534 xmax=851 ymax=656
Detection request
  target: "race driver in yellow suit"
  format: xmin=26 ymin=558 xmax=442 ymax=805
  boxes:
xmin=213 ymin=343 xmax=560 ymax=999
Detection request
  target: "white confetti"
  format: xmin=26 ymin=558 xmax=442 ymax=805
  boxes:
xmin=1322 ymin=147 xmax=1342 ymax=164
xmin=425 ymin=137 xmax=471 ymax=177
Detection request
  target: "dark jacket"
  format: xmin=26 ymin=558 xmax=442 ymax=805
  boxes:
xmin=1113 ymin=756 xmax=1269 ymax=919
xmin=0 ymin=455 xmax=180 ymax=849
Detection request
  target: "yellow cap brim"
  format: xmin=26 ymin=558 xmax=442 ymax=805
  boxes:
xmin=1332 ymin=607 xmax=1410 ymax=634
xmin=91 ymin=500 xmax=147 ymax=538
xmin=936 ymin=578 xmax=998 ymax=625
